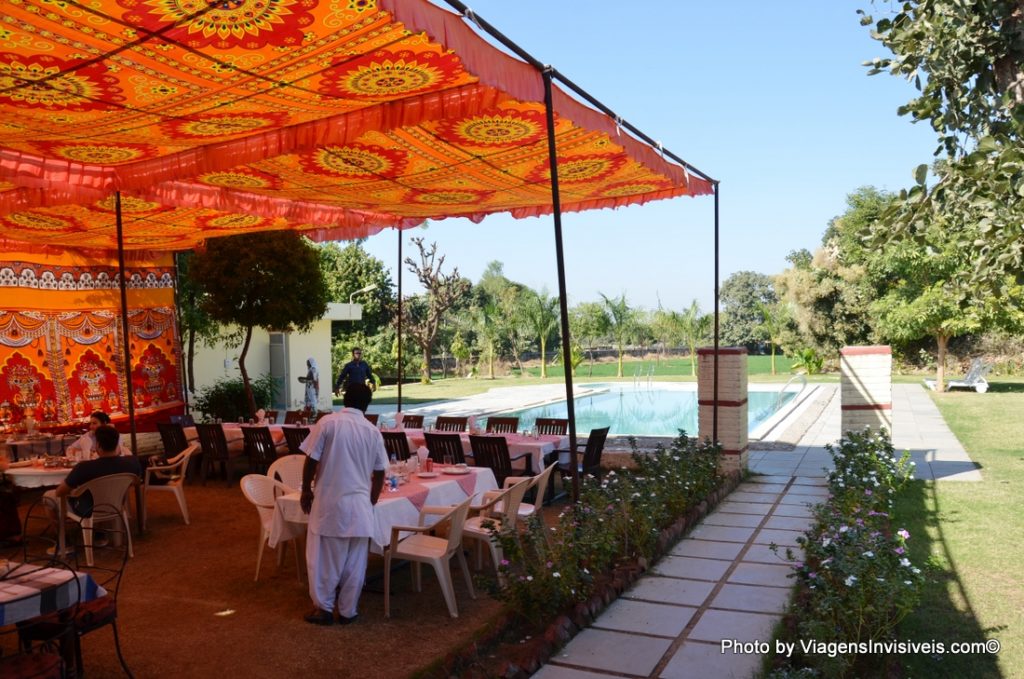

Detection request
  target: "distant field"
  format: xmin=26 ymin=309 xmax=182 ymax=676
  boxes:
xmin=523 ymin=354 xmax=797 ymax=379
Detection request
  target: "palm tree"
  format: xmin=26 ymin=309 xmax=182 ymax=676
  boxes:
xmin=525 ymin=289 xmax=560 ymax=378
xmin=678 ymin=300 xmax=710 ymax=376
xmin=757 ymin=301 xmax=790 ymax=375
xmin=600 ymin=293 xmax=636 ymax=378
xmin=472 ymin=302 xmax=502 ymax=379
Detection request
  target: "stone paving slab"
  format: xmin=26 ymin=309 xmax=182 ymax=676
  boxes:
xmin=669 ymin=539 xmax=744 ymax=561
xmin=660 ymin=641 xmax=762 ymax=679
xmin=555 ymin=628 xmax=673 ymax=676
xmin=711 ymin=583 xmax=791 ymax=614
xmin=592 ymin=599 xmax=698 ymax=638
xmin=624 ymin=576 xmax=716 ymax=607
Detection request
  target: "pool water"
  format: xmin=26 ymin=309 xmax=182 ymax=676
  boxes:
xmin=509 ymin=384 xmax=796 ymax=437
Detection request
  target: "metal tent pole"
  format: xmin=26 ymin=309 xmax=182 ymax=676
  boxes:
xmin=115 ymin=191 xmax=138 ymax=457
xmin=713 ymin=182 xmax=720 ymax=444
xmin=397 ymin=229 xmax=403 ymax=413
xmin=542 ymin=69 xmax=580 ymax=502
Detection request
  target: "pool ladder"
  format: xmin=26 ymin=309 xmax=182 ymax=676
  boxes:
xmin=774 ymin=373 xmax=808 ymax=412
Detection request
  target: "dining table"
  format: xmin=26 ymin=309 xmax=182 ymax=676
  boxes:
xmin=2 ymin=462 xmax=73 ymax=489
xmin=381 ymin=428 xmax=568 ymax=474
xmin=3 ymin=433 xmax=65 ymax=462
xmin=268 ymin=466 xmax=498 ymax=555
xmin=0 ymin=560 xmax=106 ymax=626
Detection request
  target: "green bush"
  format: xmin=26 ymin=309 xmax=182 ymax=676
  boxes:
xmin=193 ymin=374 xmax=276 ymax=422
xmin=488 ymin=432 xmax=722 ymax=624
xmin=773 ymin=428 xmax=922 ymax=678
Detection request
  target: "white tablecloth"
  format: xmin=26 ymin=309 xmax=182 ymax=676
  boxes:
xmin=382 ymin=429 xmax=567 ymax=473
xmin=3 ymin=466 xmax=71 ymax=488
xmin=268 ymin=467 xmax=497 ymax=554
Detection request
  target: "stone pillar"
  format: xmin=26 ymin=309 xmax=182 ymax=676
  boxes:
xmin=840 ymin=345 xmax=893 ymax=434
xmin=697 ymin=347 xmax=748 ymax=474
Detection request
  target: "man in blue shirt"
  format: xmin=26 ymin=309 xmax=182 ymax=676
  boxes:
xmin=55 ymin=425 xmax=141 ymax=517
xmin=334 ymin=347 xmax=374 ymax=397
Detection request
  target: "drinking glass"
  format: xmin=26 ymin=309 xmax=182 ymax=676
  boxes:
xmin=237 ymin=417 xmax=244 ymax=424
xmin=442 ymin=454 xmax=453 ymax=467
xmin=248 ymin=418 xmax=255 ymax=425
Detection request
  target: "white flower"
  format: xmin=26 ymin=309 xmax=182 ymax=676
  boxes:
xmin=911 ymin=567 xmax=921 ymax=574
xmin=553 ymin=572 xmax=561 ymax=578
xmin=862 ymin=551 xmax=874 ymax=558
xmin=526 ymin=576 xmax=533 ymax=582
xmin=839 ymin=526 xmax=849 ymax=533
xmin=900 ymin=558 xmax=911 ymax=567
xmin=844 ymin=575 xmax=857 ymax=586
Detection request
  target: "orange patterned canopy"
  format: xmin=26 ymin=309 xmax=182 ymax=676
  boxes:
xmin=0 ymin=0 xmax=711 ymax=252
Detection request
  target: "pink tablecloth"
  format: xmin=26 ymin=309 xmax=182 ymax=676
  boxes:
xmin=382 ymin=429 xmax=567 ymax=473
xmin=268 ymin=467 xmax=498 ymax=554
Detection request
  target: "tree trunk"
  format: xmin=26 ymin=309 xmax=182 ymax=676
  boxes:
xmin=539 ymin=336 xmax=547 ymax=378
xmin=689 ymin=343 xmax=697 ymax=377
xmin=588 ymin=346 xmax=594 ymax=377
xmin=488 ymin=342 xmax=495 ymax=380
xmin=239 ymin=325 xmax=256 ymax=417
xmin=421 ymin=346 xmax=431 ymax=384
xmin=617 ymin=344 xmax=624 ymax=378
xmin=936 ymin=333 xmax=948 ymax=393
xmin=770 ymin=343 xmax=776 ymax=376
xmin=186 ymin=327 xmax=196 ymax=408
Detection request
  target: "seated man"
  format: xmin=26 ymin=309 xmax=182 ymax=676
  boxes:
xmin=47 ymin=425 xmax=141 ymax=518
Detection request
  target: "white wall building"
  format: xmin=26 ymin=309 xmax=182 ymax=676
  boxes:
xmin=188 ymin=303 xmax=363 ymax=412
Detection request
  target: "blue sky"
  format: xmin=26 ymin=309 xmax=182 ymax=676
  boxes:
xmin=356 ymin=0 xmax=936 ymax=312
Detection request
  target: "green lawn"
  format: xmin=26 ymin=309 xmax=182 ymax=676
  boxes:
xmin=895 ymin=383 xmax=1024 ymax=679
xmin=524 ymin=354 xmax=797 ymax=379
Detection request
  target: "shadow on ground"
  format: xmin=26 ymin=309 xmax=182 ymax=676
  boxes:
xmin=896 ymin=481 xmax=1004 ymax=679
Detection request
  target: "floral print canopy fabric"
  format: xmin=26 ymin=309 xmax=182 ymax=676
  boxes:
xmin=0 ymin=0 xmax=711 ymax=251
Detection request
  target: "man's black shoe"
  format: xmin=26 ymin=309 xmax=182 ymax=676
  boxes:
xmin=337 ymin=614 xmax=358 ymax=626
xmin=304 ymin=609 xmax=334 ymax=626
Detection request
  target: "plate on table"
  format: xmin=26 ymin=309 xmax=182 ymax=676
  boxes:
xmin=416 ymin=472 xmax=440 ymax=478
xmin=443 ymin=467 xmax=471 ymax=475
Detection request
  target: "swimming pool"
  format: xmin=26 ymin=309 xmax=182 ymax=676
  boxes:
xmin=508 ymin=383 xmax=797 ymax=437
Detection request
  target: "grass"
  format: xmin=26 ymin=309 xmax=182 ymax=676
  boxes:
xmin=895 ymin=383 xmax=1024 ymax=679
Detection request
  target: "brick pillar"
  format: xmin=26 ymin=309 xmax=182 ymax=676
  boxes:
xmin=840 ymin=345 xmax=892 ymax=434
xmin=697 ymin=347 xmax=748 ymax=474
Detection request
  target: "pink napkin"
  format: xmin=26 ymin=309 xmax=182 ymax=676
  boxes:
xmin=455 ymin=472 xmax=477 ymax=495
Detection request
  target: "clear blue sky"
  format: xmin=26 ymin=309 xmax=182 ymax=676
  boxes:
xmin=356 ymin=0 xmax=934 ymax=312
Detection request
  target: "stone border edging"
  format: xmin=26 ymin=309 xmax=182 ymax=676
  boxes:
xmin=413 ymin=469 xmax=744 ymax=679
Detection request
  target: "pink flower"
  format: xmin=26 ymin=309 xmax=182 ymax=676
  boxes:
xmin=898 ymin=529 xmax=910 ymax=540
xmin=864 ymin=489 xmax=873 ymax=496
xmin=894 ymin=547 xmax=905 ymax=555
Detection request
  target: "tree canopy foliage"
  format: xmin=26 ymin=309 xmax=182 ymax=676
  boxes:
xmin=720 ymin=271 xmax=777 ymax=349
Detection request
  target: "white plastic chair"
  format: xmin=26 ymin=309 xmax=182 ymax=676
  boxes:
xmin=144 ymin=443 xmax=199 ymax=529
xmin=267 ymin=454 xmax=305 ymax=492
xmin=384 ymin=496 xmax=475 ymax=619
xmin=239 ymin=474 xmax=301 ymax=582
xmin=463 ymin=477 xmax=531 ymax=574
xmin=504 ymin=462 xmax=557 ymax=522
xmin=64 ymin=472 xmax=138 ymax=567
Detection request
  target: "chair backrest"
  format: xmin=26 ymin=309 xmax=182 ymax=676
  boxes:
xmin=441 ymin=496 xmax=474 ymax=556
xmin=283 ymin=410 xmax=304 ymax=425
xmin=71 ymin=472 xmax=137 ymax=521
xmin=382 ymin=431 xmax=411 ymax=461
xmin=962 ymin=358 xmax=984 ymax=382
xmin=364 ymin=412 xmax=380 ymax=425
xmin=170 ymin=413 xmax=196 ymax=427
xmin=531 ymin=462 xmax=557 ymax=508
xmin=400 ymin=414 xmax=424 ymax=429
xmin=195 ymin=423 xmax=230 ymax=461
xmin=424 ymin=432 xmax=465 ymax=464
xmin=264 ymin=410 xmax=279 ymax=424
xmin=282 ymin=426 xmax=310 ymax=456
xmin=535 ymin=417 xmax=569 ymax=436
xmin=486 ymin=416 xmax=519 ymax=433
xmin=242 ymin=426 xmax=277 ymax=469
xmin=434 ymin=416 xmax=468 ymax=432
xmin=315 ymin=410 xmax=333 ymax=422
xmin=469 ymin=435 xmax=513 ymax=484
xmin=267 ymin=454 xmax=304 ymax=491
xmin=240 ymin=474 xmax=291 ymax=527
xmin=582 ymin=426 xmax=610 ymax=474
xmin=501 ymin=476 xmax=531 ymax=523
xmin=157 ymin=422 xmax=189 ymax=457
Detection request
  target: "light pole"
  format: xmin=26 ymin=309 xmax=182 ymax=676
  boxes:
xmin=349 ymin=283 xmax=378 ymax=304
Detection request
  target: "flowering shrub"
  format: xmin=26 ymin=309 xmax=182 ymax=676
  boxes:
xmin=488 ymin=432 xmax=722 ymax=624
xmin=774 ymin=428 xmax=922 ymax=678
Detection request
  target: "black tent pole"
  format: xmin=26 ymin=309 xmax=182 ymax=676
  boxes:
xmin=115 ymin=191 xmax=138 ymax=457
xmin=396 ymin=229 xmax=403 ymax=413
xmin=713 ymin=182 xmax=720 ymax=444
xmin=542 ymin=69 xmax=580 ymax=502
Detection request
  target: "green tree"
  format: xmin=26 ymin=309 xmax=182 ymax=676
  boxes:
xmin=450 ymin=331 xmax=471 ymax=377
xmin=524 ymin=289 xmax=560 ymax=378
xmin=190 ymin=231 xmax=329 ymax=416
xmin=678 ymin=300 xmax=711 ymax=377
xmin=318 ymin=241 xmax=394 ymax=336
xmin=720 ymin=271 xmax=777 ymax=349
xmin=600 ymin=293 xmax=637 ymax=378
xmin=756 ymin=301 xmax=791 ymax=376
xmin=570 ymin=302 xmax=610 ymax=377
xmin=174 ymin=252 xmax=222 ymax=401
xmin=401 ymin=238 xmax=470 ymax=383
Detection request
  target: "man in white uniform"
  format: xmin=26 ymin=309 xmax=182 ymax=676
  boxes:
xmin=300 ymin=383 xmax=386 ymax=625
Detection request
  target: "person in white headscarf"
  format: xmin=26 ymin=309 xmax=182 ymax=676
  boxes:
xmin=298 ymin=358 xmax=320 ymax=411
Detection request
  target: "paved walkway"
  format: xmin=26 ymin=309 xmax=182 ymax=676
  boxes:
xmin=535 ymin=383 xmax=978 ymax=678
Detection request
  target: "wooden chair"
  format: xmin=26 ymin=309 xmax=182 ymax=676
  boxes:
xmin=383 ymin=431 xmax=412 ymax=461
xmin=485 ymin=416 xmax=519 ymax=433
xmin=424 ymin=432 xmax=465 ymax=465
xmin=468 ymin=435 xmax=530 ymax=486
xmin=535 ymin=417 xmax=569 ymax=436
xmin=169 ymin=413 xmax=195 ymax=427
xmin=383 ymin=497 xmax=475 ymax=618
xmin=462 ymin=478 xmax=531 ymax=575
xmin=399 ymin=413 xmax=424 ymax=429
xmin=283 ymin=410 xmax=304 ymax=425
xmin=282 ymin=426 xmax=310 ymax=456
xmin=242 ymin=426 xmax=278 ymax=474
xmin=263 ymin=409 xmax=279 ymax=424
xmin=364 ymin=412 xmax=380 ymax=425
xmin=144 ymin=443 xmax=199 ymax=529
xmin=554 ymin=426 xmax=610 ymax=483
xmin=196 ymin=423 xmax=246 ymax=486
xmin=434 ymin=416 xmax=468 ymax=432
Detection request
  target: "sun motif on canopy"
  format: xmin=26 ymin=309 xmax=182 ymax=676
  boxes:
xmin=1 ymin=211 xmax=85 ymax=233
xmin=92 ymin=196 xmax=164 ymax=214
xmin=0 ymin=53 xmax=124 ymax=111
xmin=198 ymin=169 xmax=282 ymax=191
xmin=300 ymin=143 xmax=408 ymax=179
xmin=319 ymin=49 xmax=467 ymax=100
xmin=198 ymin=212 xmax=271 ymax=230
xmin=162 ymin=111 xmax=289 ymax=139
xmin=31 ymin=141 xmax=158 ymax=165
xmin=596 ymin=179 xmax=674 ymax=198
xmin=527 ymin=154 xmax=627 ymax=184
xmin=433 ymin=109 xmax=546 ymax=148
xmin=118 ymin=0 xmax=318 ymax=50
xmin=408 ymin=188 xmax=494 ymax=206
